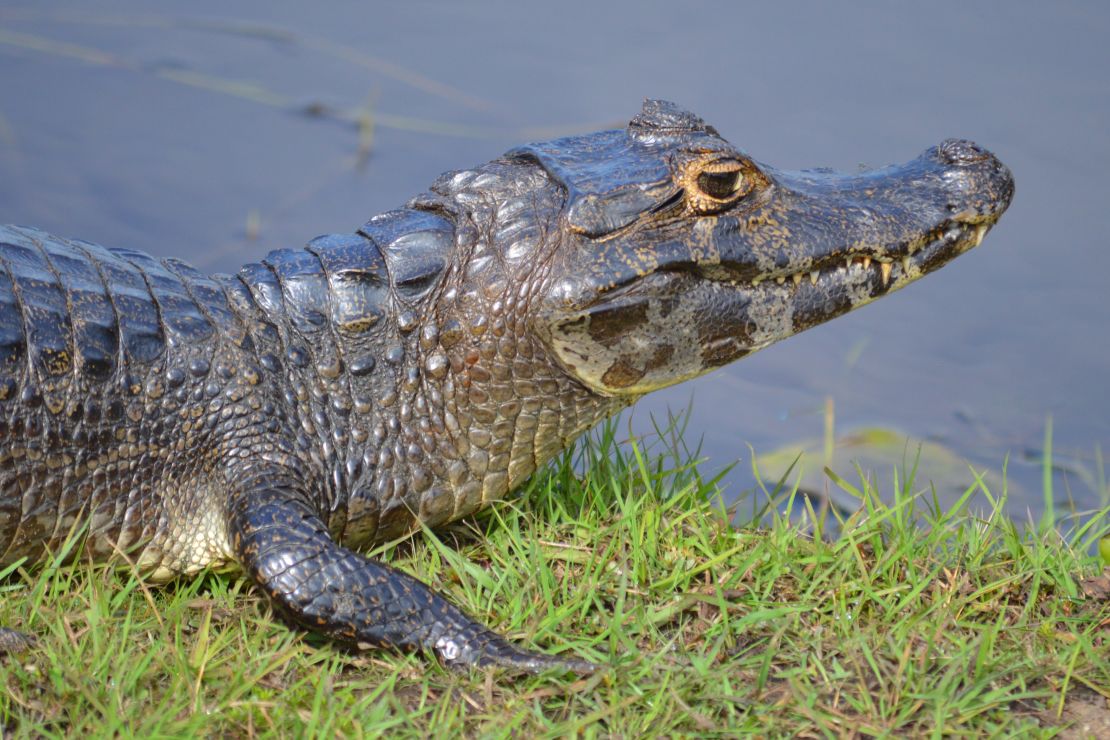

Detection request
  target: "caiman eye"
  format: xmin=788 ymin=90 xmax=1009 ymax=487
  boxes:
xmin=696 ymin=169 xmax=743 ymax=199
xmin=687 ymin=160 xmax=754 ymax=213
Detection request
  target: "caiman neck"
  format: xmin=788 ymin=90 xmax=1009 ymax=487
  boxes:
xmin=230 ymin=161 xmax=621 ymax=545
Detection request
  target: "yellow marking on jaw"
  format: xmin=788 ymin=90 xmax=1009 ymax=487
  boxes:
xmin=690 ymin=217 xmax=720 ymax=264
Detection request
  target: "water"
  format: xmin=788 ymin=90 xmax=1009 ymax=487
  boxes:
xmin=0 ymin=1 xmax=1107 ymax=517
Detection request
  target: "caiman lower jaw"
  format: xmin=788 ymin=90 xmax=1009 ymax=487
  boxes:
xmin=727 ymin=218 xmax=992 ymax=293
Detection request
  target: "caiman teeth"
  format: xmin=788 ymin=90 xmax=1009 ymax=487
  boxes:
xmin=744 ymin=215 xmax=995 ymax=292
xmin=973 ymin=223 xmax=987 ymax=247
xmin=753 ymin=248 xmax=913 ymax=291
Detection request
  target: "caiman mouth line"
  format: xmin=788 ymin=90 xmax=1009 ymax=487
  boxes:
xmin=711 ymin=219 xmax=991 ymax=291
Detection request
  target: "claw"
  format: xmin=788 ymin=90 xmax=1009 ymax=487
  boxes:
xmin=482 ymin=650 xmax=598 ymax=676
xmin=438 ymin=630 xmax=597 ymax=675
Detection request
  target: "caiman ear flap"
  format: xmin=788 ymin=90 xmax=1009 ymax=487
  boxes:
xmin=506 ymin=130 xmax=677 ymax=238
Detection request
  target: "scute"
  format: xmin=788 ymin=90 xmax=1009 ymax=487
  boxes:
xmin=360 ymin=210 xmax=453 ymax=303
xmin=98 ymin=248 xmax=166 ymax=366
xmin=37 ymin=236 xmax=119 ymax=380
xmin=0 ymin=229 xmax=73 ymax=380
xmin=307 ymin=234 xmax=391 ymax=336
xmin=264 ymin=249 xmax=331 ymax=334
xmin=629 ymin=99 xmax=717 ymax=137
xmin=115 ymin=248 xmax=215 ymax=347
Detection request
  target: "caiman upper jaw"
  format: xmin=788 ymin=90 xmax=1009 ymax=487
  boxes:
xmin=738 ymin=216 xmax=992 ymax=291
xmin=714 ymin=137 xmax=1015 ymax=292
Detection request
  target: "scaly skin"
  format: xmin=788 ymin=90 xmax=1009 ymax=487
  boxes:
xmin=0 ymin=100 xmax=1013 ymax=672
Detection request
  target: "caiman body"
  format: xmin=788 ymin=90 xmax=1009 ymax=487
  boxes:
xmin=0 ymin=101 xmax=1013 ymax=670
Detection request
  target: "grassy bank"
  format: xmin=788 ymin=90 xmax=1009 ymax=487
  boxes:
xmin=2 ymin=422 xmax=1108 ymax=737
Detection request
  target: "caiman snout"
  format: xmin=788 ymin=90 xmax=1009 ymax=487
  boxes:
xmin=934 ymin=138 xmax=1015 ymax=222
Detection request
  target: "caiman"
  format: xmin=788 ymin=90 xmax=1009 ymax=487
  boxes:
xmin=0 ymin=100 xmax=1013 ymax=672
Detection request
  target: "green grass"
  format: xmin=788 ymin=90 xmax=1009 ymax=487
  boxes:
xmin=1 ymin=420 xmax=1108 ymax=737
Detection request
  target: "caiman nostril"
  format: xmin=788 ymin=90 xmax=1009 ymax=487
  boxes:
xmin=938 ymin=138 xmax=992 ymax=166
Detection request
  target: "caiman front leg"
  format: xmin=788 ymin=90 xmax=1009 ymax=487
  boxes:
xmin=225 ymin=464 xmax=595 ymax=675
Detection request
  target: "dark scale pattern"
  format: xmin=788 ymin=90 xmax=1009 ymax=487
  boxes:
xmin=0 ymin=101 xmax=1014 ymax=672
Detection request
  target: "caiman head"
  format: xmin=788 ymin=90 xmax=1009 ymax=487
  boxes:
xmin=513 ymin=100 xmax=1014 ymax=397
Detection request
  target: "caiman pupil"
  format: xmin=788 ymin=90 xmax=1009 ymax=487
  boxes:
xmin=695 ymin=165 xmax=745 ymax=200
xmin=0 ymin=99 xmax=1013 ymax=673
